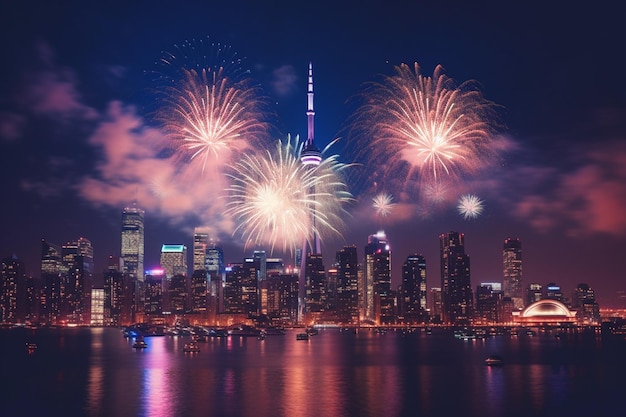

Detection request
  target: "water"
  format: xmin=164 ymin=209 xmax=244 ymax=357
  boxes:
xmin=1 ymin=326 xmax=625 ymax=417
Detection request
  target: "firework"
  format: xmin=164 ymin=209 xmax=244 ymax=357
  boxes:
xmin=154 ymin=38 xmax=270 ymax=173
xmin=372 ymin=193 xmax=396 ymax=217
xmin=348 ymin=62 xmax=499 ymax=197
xmin=226 ymin=135 xmax=352 ymax=253
xmin=457 ymin=194 xmax=484 ymax=219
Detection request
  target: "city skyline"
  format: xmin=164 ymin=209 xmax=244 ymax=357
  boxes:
xmin=1 ymin=1 xmax=625 ymax=308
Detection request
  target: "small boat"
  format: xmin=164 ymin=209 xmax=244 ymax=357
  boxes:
xmin=132 ymin=336 xmax=148 ymax=349
xmin=296 ymin=333 xmax=309 ymax=341
xmin=26 ymin=342 xmax=38 ymax=353
xmin=182 ymin=342 xmax=200 ymax=353
xmin=485 ymin=355 xmax=504 ymax=366
xmin=306 ymin=328 xmax=319 ymax=336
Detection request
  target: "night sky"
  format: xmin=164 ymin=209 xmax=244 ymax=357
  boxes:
xmin=1 ymin=1 xmax=625 ymax=307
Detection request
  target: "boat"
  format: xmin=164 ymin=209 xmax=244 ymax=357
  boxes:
xmin=132 ymin=336 xmax=148 ymax=349
xmin=182 ymin=342 xmax=200 ymax=353
xmin=296 ymin=333 xmax=310 ymax=341
xmin=485 ymin=355 xmax=504 ymax=366
xmin=306 ymin=327 xmax=319 ymax=336
xmin=26 ymin=342 xmax=38 ymax=353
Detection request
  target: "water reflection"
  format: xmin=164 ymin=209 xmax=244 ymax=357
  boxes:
xmin=141 ymin=337 xmax=177 ymax=417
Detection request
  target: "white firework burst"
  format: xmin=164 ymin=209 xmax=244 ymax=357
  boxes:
xmin=457 ymin=194 xmax=484 ymax=219
xmin=372 ymin=193 xmax=396 ymax=217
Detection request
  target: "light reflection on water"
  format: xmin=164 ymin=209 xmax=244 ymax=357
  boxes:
xmin=2 ymin=327 xmax=625 ymax=417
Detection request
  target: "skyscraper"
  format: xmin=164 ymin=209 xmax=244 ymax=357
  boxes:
xmin=193 ymin=228 xmax=210 ymax=273
xmin=364 ymin=231 xmax=392 ymax=324
xmin=336 ymin=245 xmax=359 ymax=325
xmin=401 ymin=254 xmax=427 ymax=324
xmin=40 ymin=239 xmax=62 ymax=325
xmin=160 ymin=245 xmax=188 ymax=279
xmin=440 ymin=231 xmax=473 ymax=324
xmin=299 ymin=62 xmax=324 ymax=323
xmin=503 ymin=237 xmax=523 ymax=309
xmin=121 ymin=205 xmax=145 ymax=282
xmin=61 ymin=237 xmax=94 ymax=325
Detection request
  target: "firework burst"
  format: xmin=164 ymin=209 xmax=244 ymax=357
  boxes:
xmin=153 ymin=38 xmax=270 ymax=173
xmin=457 ymin=194 xmax=484 ymax=219
xmin=226 ymin=135 xmax=352 ymax=253
xmin=348 ymin=62 xmax=499 ymax=198
xmin=372 ymin=193 xmax=396 ymax=217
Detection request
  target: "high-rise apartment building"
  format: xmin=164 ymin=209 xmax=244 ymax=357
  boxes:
xmin=0 ymin=255 xmax=26 ymax=324
xmin=401 ymin=254 xmax=427 ymax=324
xmin=121 ymin=205 xmax=144 ymax=281
xmin=440 ymin=231 xmax=473 ymax=324
xmin=364 ymin=231 xmax=392 ymax=324
xmin=503 ymin=237 xmax=523 ymax=309
xmin=40 ymin=239 xmax=62 ymax=325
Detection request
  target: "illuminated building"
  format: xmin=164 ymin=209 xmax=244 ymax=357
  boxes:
xmin=61 ymin=237 xmax=93 ymax=325
xmin=0 ymin=255 xmax=25 ymax=324
xmin=429 ymin=287 xmax=443 ymax=323
xmin=160 ymin=245 xmax=188 ymax=279
xmin=40 ymin=239 xmax=62 ymax=325
xmin=304 ymin=253 xmax=326 ymax=320
xmin=475 ymin=282 xmax=503 ymax=323
xmin=262 ymin=274 xmax=299 ymax=325
xmin=440 ymin=231 xmax=473 ymax=324
xmin=503 ymin=237 xmax=523 ymax=309
xmin=336 ymin=245 xmax=359 ymax=325
xmin=526 ymin=283 xmax=543 ymax=306
xmin=401 ymin=254 xmax=427 ymax=324
xmin=145 ymin=269 xmax=165 ymax=316
xmin=544 ymin=283 xmax=564 ymax=302
xmin=512 ymin=299 xmax=576 ymax=324
xmin=223 ymin=263 xmax=244 ymax=314
xmin=365 ymin=231 xmax=392 ymax=324
xmin=103 ymin=256 xmax=128 ymax=325
xmin=121 ymin=205 xmax=144 ymax=282
xmin=242 ymin=257 xmax=260 ymax=317
xmin=192 ymin=228 xmax=209 ymax=273
xmin=90 ymin=288 xmax=104 ymax=326
xmin=572 ymin=283 xmax=600 ymax=324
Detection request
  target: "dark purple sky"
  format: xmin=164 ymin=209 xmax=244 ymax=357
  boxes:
xmin=1 ymin=1 xmax=625 ymax=307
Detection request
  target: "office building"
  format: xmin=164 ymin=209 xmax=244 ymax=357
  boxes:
xmin=440 ymin=231 xmax=473 ymax=324
xmin=503 ymin=237 xmax=523 ymax=309
xmin=401 ymin=254 xmax=427 ymax=324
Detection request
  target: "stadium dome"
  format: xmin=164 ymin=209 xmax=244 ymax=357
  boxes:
xmin=513 ymin=299 xmax=577 ymax=323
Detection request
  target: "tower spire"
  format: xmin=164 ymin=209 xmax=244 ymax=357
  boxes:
xmin=307 ymin=61 xmax=315 ymax=146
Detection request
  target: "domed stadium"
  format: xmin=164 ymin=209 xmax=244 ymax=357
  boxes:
xmin=512 ymin=299 xmax=577 ymax=324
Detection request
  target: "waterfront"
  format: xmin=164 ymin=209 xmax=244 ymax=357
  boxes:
xmin=1 ymin=326 xmax=625 ymax=417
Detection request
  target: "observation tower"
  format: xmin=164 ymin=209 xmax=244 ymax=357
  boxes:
xmin=299 ymin=62 xmax=324 ymax=322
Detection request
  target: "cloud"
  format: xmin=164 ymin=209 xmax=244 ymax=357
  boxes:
xmin=77 ymin=101 xmax=238 ymax=239
xmin=0 ymin=112 xmax=25 ymax=141
xmin=271 ymin=65 xmax=298 ymax=98
xmin=16 ymin=41 xmax=98 ymax=121
xmin=507 ymin=140 xmax=626 ymax=236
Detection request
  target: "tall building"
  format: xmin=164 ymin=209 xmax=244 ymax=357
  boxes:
xmin=304 ymin=253 xmax=326 ymax=319
xmin=503 ymin=237 xmax=523 ymax=309
xmin=299 ymin=62 xmax=324 ymax=323
xmin=121 ymin=205 xmax=145 ymax=281
xmin=572 ymin=283 xmax=600 ymax=324
xmin=401 ymin=254 xmax=427 ymax=324
xmin=0 ymin=255 xmax=26 ymax=324
xmin=61 ymin=237 xmax=93 ymax=325
xmin=192 ymin=228 xmax=210 ymax=273
xmin=160 ymin=245 xmax=188 ymax=279
xmin=475 ymin=282 xmax=503 ymax=323
xmin=90 ymin=288 xmax=104 ymax=326
xmin=440 ymin=231 xmax=473 ymax=324
xmin=336 ymin=245 xmax=359 ymax=325
xmin=429 ymin=287 xmax=443 ymax=323
xmin=40 ymin=239 xmax=62 ymax=325
xmin=364 ymin=231 xmax=392 ymax=324
xmin=526 ymin=283 xmax=543 ymax=306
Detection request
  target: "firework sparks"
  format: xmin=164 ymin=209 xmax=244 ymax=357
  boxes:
xmin=372 ymin=193 xmax=396 ymax=217
xmin=457 ymin=194 xmax=484 ymax=219
xmin=154 ymin=38 xmax=270 ymax=173
xmin=348 ymin=62 xmax=499 ymax=196
xmin=226 ymin=135 xmax=352 ymax=253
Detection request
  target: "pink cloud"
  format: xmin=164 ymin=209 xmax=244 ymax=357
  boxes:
xmin=0 ymin=112 xmax=25 ymax=141
xmin=78 ymin=101 xmax=238 ymax=236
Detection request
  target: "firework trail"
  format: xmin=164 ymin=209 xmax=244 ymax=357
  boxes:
xmin=153 ymin=38 xmax=271 ymax=173
xmin=347 ymin=62 xmax=500 ymax=200
xmin=372 ymin=193 xmax=396 ymax=217
xmin=226 ymin=135 xmax=352 ymax=253
xmin=457 ymin=194 xmax=484 ymax=219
